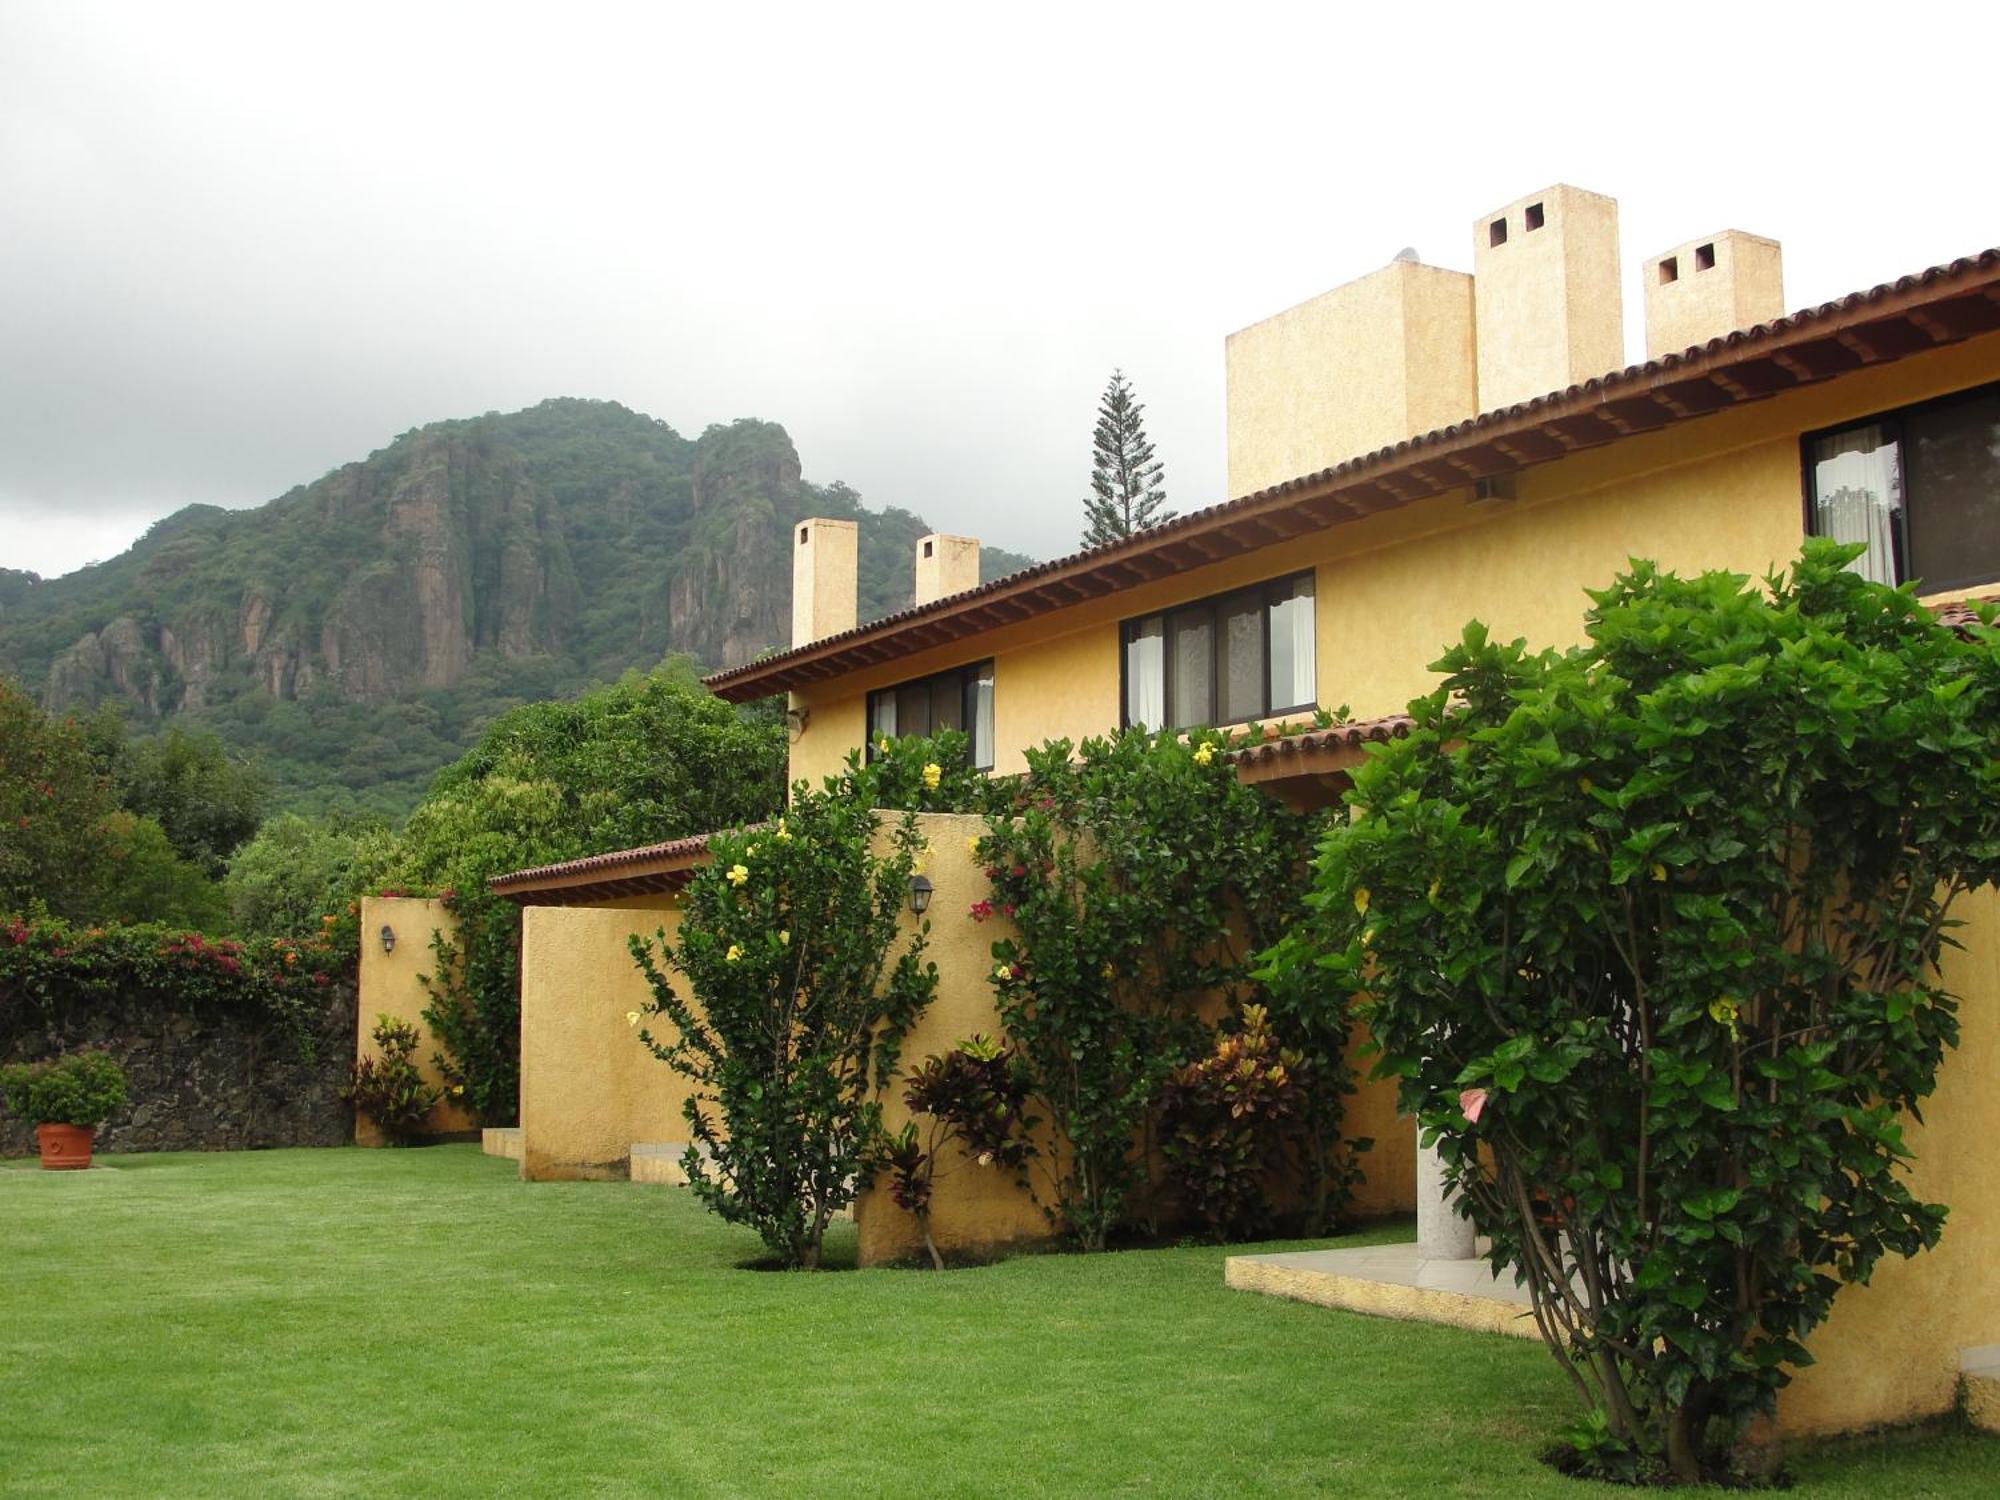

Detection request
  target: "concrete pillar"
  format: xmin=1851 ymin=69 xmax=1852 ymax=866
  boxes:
xmin=1416 ymin=1137 xmax=1477 ymax=1260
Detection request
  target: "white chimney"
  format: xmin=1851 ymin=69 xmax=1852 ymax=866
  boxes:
xmin=1473 ymin=184 xmax=1625 ymax=410
xmin=1643 ymin=230 xmax=1785 ymax=358
xmin=914 ymin=533 xmax=980 ymax=607
xmin=791 ymin=517 xmax=858 ymax=647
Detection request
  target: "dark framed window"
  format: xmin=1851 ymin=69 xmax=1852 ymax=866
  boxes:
xmin=1120 ymin=571 xmax=1316 ymax=731
xmin=866 ymin=660 xmax=995 ymax=770
xmin=1804 ymin=382 xmax=2000 ymax=594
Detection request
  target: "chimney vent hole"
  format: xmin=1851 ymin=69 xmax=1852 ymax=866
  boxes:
xmin=1489 ymin=217 xmax=1509 ymax=248
xmin=923 ymin=540 xmax=934 ymax=558
xmin=1524 ymin=202 xmax=1545 ymax=232
xmin=1658 ymin=256 xmax=1680 ymax=285
xmin=799 ymin=526 xmax=810 ymax=545
xmin=1695 ymin=242 xmax=1716 ymax=271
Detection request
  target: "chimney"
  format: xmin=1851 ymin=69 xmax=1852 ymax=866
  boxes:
xmin=1226 ymin=256 xmax=1476 ymax=496
xmin=1473 ymin=185 xmax=1624 ymax=410
xmin=1643 ymin=230 xmax=1785 ymax=359
xmin=791 ymin=517 xmax=858 ymax=648
xmin=914 ymin=533 xmax=980 ymax=607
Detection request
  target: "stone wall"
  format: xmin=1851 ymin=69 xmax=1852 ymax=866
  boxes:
xmin=0 ymin=981 xmax=356 ymax=1157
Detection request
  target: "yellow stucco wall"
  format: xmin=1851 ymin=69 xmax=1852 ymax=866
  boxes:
xmin=1225 ymin=259 xmax=1477 ymax=498
xmin=517 ymin=897 xmax=693 ymax=1180
xmin=354 ymin=896 xmax=476 ymax=1144
xmin=1775 ymin=883 xmax=2000 ymax=1436
xmin=853 ymin=812 xmax=1055 ymax=1265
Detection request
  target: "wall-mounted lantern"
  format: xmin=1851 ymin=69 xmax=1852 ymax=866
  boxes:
xmin=379 ymin=925 xmax=397 ymax=954
xmin=906 ymin=874 xmax=934 ymax=917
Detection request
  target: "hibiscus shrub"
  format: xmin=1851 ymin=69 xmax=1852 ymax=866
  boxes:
xmin=978 ymin=726 xmax=1338 ymax=1249
xmin=1270 ymin=543 xmax=2000 ymax=1482
xmin=629 ymin=749 xmax=942 ymax=1269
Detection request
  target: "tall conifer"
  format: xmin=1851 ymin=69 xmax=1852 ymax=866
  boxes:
xmin=1081 ymin=370 xmax=1173 ymax=546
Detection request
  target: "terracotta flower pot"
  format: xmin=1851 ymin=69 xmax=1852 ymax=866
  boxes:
xmin=36 ymin=1123 xmax=95 ymax=1171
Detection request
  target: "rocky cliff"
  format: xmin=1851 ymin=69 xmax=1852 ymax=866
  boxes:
xmin=0 ymin=399 xmax=1031 ymax=812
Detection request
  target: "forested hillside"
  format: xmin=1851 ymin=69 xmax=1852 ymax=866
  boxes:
xmin=0 ymin=400 xmax=1030 ymax=813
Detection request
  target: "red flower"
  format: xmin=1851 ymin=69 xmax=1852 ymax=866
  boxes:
xmin=968 ymin=900 xmax=994 ymax=922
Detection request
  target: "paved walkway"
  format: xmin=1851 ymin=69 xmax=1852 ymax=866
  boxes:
xmin=1225 ymin=1241 xmax=1542 ymax=1340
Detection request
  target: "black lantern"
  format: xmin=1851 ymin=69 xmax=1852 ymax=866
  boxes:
xmin=379 ymin=924 xmax=397 ymax=954
xmin=906 ymin=874 xmax=934 ymax=916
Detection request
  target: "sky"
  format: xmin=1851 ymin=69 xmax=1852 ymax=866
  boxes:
xmin=2 ymin=0 xmax=1994 ymax=579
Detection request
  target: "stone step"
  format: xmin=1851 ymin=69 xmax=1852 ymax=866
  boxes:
xmin=1226 ymin=1242 xmax=1540 ymax=1340
xmin=1963 ymin=1346 xmax=2000 ymax=1433
xmin=630 ymin=1141 xmax=706 ymax=1186
xmin=480 ymin=1127 xmax=523 ymax=1161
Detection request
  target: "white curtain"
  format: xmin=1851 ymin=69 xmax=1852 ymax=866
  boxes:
xmin=1813 ymin=426 xmax=1901 ymax=585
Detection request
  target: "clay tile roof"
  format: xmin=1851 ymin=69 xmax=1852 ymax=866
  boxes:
xmin=705 ymin=248 xmax=2000 ymax=704
xmin=1933 ymin=596 xmax=2000 ymax=632
xmin=1224 ymin=713 xmax=1416 ymax=767
xmin=489 ymin=831 xmax=717 ymax=904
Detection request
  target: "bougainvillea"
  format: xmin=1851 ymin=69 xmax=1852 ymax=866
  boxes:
xmin=0 ymin=917 xmax=339 ymax=1059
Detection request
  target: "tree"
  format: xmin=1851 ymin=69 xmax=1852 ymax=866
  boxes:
xmin=114 ymin=726 xmax=269 ymax=878
xmin=0 ymin=678 xmax=117 ymax=920
xmin=1269 ymin=542 xmax=2000 ymax=1482
xmin=396 ymin=664 xmax=788 ymax=1124
xmin=95 ymin=811 xmax=231 ymax=931
xmin=1081 ymin=370 xmax=1173 ymax=547
xmin=224 ymin=812 xmax=398 ymax=941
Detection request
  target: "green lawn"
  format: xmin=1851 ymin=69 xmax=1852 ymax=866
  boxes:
xmin=0 ymin=1147 xmax=1992 ymax=1498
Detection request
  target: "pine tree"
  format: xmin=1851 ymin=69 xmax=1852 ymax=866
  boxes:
xmin=1081 ymin=370 xmax=1173 ymax=547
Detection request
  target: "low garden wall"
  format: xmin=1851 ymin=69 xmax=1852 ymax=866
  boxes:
xmin=0 ymin=920 xmax=357 ymax=1156
xmin=354 ymin=896 xmax=477 ymax=1144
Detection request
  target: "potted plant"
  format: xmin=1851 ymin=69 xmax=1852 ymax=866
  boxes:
xmin=0 ymin=1050 xmax=129 ymax=1170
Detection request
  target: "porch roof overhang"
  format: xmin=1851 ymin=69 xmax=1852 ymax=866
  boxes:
xmin=489 ymin=832 xmax=713 ymax=906
xmin=704 ymin=248 xmax=2000 ymax=705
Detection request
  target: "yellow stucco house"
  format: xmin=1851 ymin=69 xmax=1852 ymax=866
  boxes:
xmin=475 ymin=183 xmax=2000 ymax=1438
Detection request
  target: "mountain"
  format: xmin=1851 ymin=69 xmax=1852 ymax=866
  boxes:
xmin=0 ymin=399 xmax=1033 ymax=814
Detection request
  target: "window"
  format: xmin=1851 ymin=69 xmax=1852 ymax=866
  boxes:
xmin=1121 ymin=572 xmax=1316 ymax=731
xmin=1805 ymin=384 xmax=2000 ymax=593
xmin=866 ymin=660 xmax=995 ymax=769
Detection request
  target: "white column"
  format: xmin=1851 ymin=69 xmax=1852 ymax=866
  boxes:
xmin=1416 ymin=1137 xmax=1477 ymax=1260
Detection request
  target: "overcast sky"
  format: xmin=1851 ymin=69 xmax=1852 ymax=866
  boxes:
xmin=2 ymin=1 xmax=1993 ymax=579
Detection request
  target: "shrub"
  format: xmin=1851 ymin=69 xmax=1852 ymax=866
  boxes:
xmin=0 ymin=1050 xmax=128 ymax=1127
xmin=1157 ymin=1006 xmax=1304 ymax=1241
xmin=875 ymin=1035 xmax=1038 ymax=1268
xmin=1273 ymin=543 xmax=2000 ymax=1481
xmin=978 ymin=727 xmax=1330 ymax=1248
xmin=629 ymin=751 xmax=939 ymax=1269
xmin=0 ymin=917 xmax=338 ymax=1059
xmin=344 ymin=1014 xmax=443 ymax=1144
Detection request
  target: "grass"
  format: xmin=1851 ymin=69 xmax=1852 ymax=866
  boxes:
xmin=1 ymin=1147 xmax=1993 ymax=1498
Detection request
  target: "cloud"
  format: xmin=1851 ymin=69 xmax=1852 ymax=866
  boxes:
xmin=2 ymin=1 xmax=1993 ymax=579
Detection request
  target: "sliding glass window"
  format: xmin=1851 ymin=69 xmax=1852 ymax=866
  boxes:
xmin=1806 ymin=383 xmax=2000 ymax=593
xmin=1121 ymin=571 xmax=1316 ymax=731
xmin=866 ymin=660 xmax=995 ymax=769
